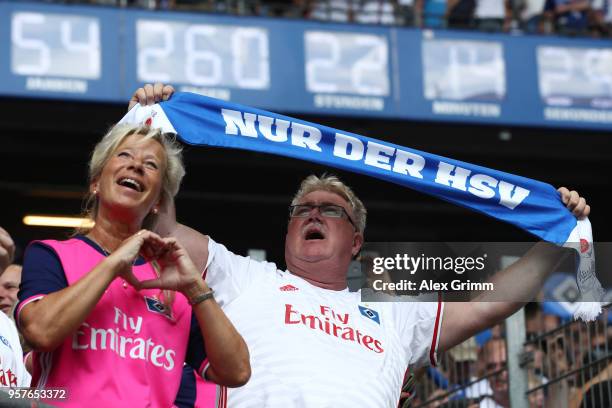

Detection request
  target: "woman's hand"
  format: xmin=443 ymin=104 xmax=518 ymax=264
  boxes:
xmin=110 ymin=229 xmax=168 ymax=289
xmin=136 ymin=237 xmax=205 ymax=296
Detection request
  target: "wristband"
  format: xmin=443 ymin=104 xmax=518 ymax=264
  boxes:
xmin=189 ymin=289 xmax=214 ymax=306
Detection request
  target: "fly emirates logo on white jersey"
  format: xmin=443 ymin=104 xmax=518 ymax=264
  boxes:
xmin=72 ymin=306 xmax=176 ymax=371
xmin=0 ymin=355 xmax=18 ymax=387
xmin=284 ymin=304 xmax=384 ymax=353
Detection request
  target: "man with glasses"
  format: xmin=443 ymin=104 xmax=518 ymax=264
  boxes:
xmin=130 ymin=84 xmax=591 ymax=407
xmin=162 ymin=173 xmax=588 ymax=408
xmin=164 ymin=174 xmax=442 ymax=407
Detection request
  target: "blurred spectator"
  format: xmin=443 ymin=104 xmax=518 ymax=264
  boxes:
xmin=0 ymin=237 xmax=28 ymax=356
xmin=589 ymin=319 xmax=612 ymax=352
xmin=209 ymin=0 xmax=259 ymax=14
xmin=545 ymin=330 xmax=571 ymax=380
xmin=603 ymin=0 xmax=612 ymax=32
xmin=464 ymin=337 xmax=508 ymax=407
xmin=447 ymin=0 xmax=476 ymax=28
xmin=567 ymin=318 xmax=600 ymax=374
xmin=578 ymin=380 xmax=612 ymax=408
xmin=309 ymin=0 xmax=400 ymax=24
xmin=309 ymin=0 xmax=357 ymax=21
xmin=590 ymin=0 xmax=612 ymax=36
xmin=417 ymin=339 xmax=479 ymax=407
xmin=525 ymin=301 xmax=543 ymax=334
xmin=0 ymin=226 xmax=31 ymax=388
xmin=415 ymin=0 xmax=448 ymax=27
xmin=517 ymin=0 xmax=549 ymax=32
xmin=124 ymin=0 xmax=184 ymax=11
xmin=280 ymin=0 xmax=312 ymax=18
xmin=527 ymin=371 xmax=545 ymax=408
xmin=41 ymin=0 xmax=612 ymax=36
xmin=355 ymin=0 xmax=400 ymax=24
xmin=447 ymin=338 xmax=478 ymax=387
xmin=570 ymin=362 xmax=612 ymax=407
xmin=543 ymin=0 xmax=591 ymax=35
xmin=398 ymin=0 xmax=418 ymax=24
xmin=574 ymin=320 xmax=612 ymax=385
xmin=171 ymin=0 xmax=258 ymax=14
xmin=0 ymin=227 xmax=15 ymax=273
xmin=0 ymin=264 xmax=21 ymax=317
xmin=524 ymin=302 xmax=562 ymax=338
xmin=474 ymin=0 xmax=512 ymax=31
xmin=258 ymin=0 xmax=286 ymax=16
xmin=524 ymin=303 xmax=549 ymax=378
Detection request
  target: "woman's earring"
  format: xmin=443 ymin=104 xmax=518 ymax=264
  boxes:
xmin=152 ymin=208 xmax=158 ymax=215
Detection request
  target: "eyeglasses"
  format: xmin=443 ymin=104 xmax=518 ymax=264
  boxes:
xmin=289 ymin=204 xmax=356 ymax=229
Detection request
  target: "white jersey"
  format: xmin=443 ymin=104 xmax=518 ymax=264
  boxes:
xmin=205 ymin=239 xmax=444 ymax=408
xmin=0 ymin=312 xmax=30 ymax=388
xmin=465 ymin=378 xmax=504 ymax=408
xmin=475 ymin=0 xmax=506 ymax=19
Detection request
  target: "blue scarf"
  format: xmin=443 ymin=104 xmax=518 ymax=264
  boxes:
xmin=120 ymin=92 xmax=603 ymax=319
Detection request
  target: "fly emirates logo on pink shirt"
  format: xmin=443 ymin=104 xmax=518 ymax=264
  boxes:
xmin=284 ymin=304 xmax=384 ymax=353
xmin=72 ymin=306 xmax=176 ymax=371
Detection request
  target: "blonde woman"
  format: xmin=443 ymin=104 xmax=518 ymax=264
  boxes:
xmin=16 ymin=124 xmax=250 ymax=407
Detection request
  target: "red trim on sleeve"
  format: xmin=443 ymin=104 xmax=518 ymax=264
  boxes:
xmin=429 ymin=292 xmax=443 ymax=367
xmin=199 ymin=358 xmax=210 ymax=379
xmin=15 ymin=294 xmax=46 ymax=328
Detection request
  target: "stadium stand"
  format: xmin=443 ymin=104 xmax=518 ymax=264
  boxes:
xmin=411 ymin=304 xmax=612 ymax=407
xmin=15 ymin=0 xmax=612 ymax=36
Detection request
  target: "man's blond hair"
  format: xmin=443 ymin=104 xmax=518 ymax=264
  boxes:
xmin=291 ymin=174 xmax=367 ymax=233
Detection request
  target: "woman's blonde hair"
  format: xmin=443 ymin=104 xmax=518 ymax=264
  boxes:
xmin=81 ymin=123 xmax=185 ymax=231
xmin=291 ymin=174 xmax=367 ymax=233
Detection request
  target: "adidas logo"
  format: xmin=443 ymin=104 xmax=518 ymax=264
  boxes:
xmin=280 ymin=284 xmax=299 ymax=292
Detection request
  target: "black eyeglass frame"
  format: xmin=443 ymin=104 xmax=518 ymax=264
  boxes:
xmin=288 ymin=204 xmax=357 ymax=230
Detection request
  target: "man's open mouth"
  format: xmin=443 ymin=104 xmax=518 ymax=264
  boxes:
xmin=304 ymin=225 xmax=326 ymax=240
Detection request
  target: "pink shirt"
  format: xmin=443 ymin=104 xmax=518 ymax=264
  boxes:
xmin=195 ymin=375 xmax=217 ymax=407
xmin=17 ymin=238 xmax=199 ymax=407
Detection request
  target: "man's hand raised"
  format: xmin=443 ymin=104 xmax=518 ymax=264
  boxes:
xmin=558 ymin=187 xmax=590 ymax=220
xmin=128 ymin=83 xmax=175 ymax=111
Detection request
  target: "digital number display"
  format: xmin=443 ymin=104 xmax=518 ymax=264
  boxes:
xmin=304 ymin=31 xmax=389 ymax=96
xmin=11 ymin=12 xmax=100 ymax=79
xmin=136 ymin=20 xmax=270 ymax=90
xmin=422 ymin=39 xmax=505 ymax=101
xmin=1 ymin=2 xmax=610 ymax=129
xmin=537 ymin=46 xmax=612 ymax=109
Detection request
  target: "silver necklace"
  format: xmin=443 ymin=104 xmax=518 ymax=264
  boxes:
xmin=87 ymin=235 xmax=129 ymax=289
xmin=90 ymin=238 xmax=113 ymax=256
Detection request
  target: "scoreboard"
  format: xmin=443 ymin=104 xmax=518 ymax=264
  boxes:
xmin=1 ymin=1 xmax=611 ymax=130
